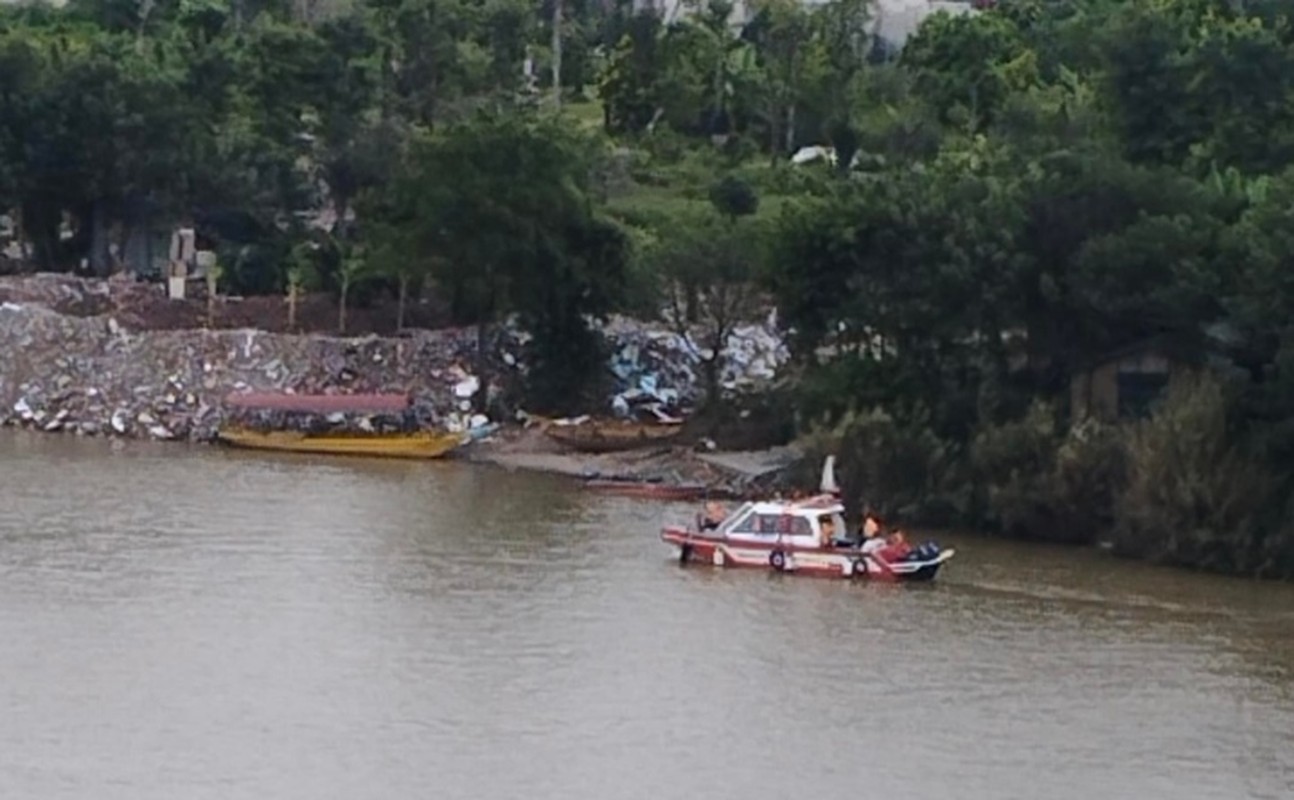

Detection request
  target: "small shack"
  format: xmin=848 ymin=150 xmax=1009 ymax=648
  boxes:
xmin=1071 ymin=325 xmax=1246 ymax=423
xmin=1070 ymin=336 xmax=1178 ymax=422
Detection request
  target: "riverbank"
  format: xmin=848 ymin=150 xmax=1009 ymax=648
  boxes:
xmin=459 ymin=424 xmax=801 ymax=497
xmin=0 ymin=273 xmax=797 ymax=495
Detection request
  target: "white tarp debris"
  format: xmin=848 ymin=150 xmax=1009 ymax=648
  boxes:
xmin=603 ymin=314 xmax=788 ymax=414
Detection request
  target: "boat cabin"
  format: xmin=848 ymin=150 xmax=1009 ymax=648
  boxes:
xmin=222 ymin=391 xmax=421 ymax=434
xmin=715 ymin=495 xmax=849 ymax=548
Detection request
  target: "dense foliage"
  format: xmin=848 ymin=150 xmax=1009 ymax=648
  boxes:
xmin=768 ymin=0 xmax=1294 ymax=579
xmin=4 ymin=0 xmax=1294 ymax=576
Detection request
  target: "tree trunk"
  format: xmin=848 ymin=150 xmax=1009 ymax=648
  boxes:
xmin=711 ymin=57 xmax=725 ymax=135
xmin=784 ymin=102 xmax=797 ymax=154
xmin=287 ymin=282 xmax=298 ymax=331
xmin=135 ymin=0 xmax=153 ymax=53
xmin=702 ymin=353 xmax=722 ymax=410
xmin=768 ymin=97 xmax=782 ymax=162
xmin=474 ymin=319 xmax=491 ymax=414
xmin=473 ymin=284 xmax=497 ymax=413
xmin=24 ymin=201 xmax=60 ymax=272
xmin=113 ymin=222 xmax=132 ymax=275
xmin=686 ymin=281 xmax=701 ymax=324
xmin=427 ymin=70 xmax=440 ymax=130
xmin=338 ymin=280 xmax=349 ymax=335
xmin=551 ymin=0 xmax=563 ymax=109
xmin=89 ymin=201 xmax=111 ymax=277
xmin=397 ymin=273 xmax=409 ymax=331
xmin=332 ymin=195 xmax=351 ymax=242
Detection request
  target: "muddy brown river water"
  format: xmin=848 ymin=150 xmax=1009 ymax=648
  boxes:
xmin=1 ymin=432 xmax=1292 ymax=799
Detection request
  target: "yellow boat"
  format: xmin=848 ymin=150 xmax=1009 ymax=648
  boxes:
xmin=215 ymin=428 xmax=468 ymax=459
xmin=216 ymin=391 xmax=468 ymax=460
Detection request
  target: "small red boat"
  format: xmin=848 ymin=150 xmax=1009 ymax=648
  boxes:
xmin=582 ymin=478 xmax=728 ymax=502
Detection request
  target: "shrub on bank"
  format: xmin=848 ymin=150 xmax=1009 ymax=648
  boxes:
xmin=1114 ymin=372 xmax=1280 ymax=575
xmin=798 ymin=406 xmax=969 ymax=527
xmin=783 ymin=367 xmax=1294 ymax=579
xmin=970 ymin=403 xmax=1126 ymax=545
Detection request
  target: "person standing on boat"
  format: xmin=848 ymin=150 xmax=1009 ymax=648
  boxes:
xmin=862 ymin=507 xmax=884 ymax=538
xmin=699 ymin=501 xmax=727 ymax=531
xmin=819 ymin=515 xmax=837 ymax=548
xmin=860 ymin=508 xmax=888 ymax=553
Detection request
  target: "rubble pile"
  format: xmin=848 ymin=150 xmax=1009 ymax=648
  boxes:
xmin=0 ymin=301 xmax=495 ymax=441
xmin=603 ymin=313 xmax=788 ymax=413
xmin=0 ymin=274 xmax=791 ymax=447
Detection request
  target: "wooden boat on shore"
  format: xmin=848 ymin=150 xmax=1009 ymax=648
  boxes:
xmin=216 ymin=391 xmax=468 ymax=460
xmin=544 ymin=418 xmax=682 ymax=453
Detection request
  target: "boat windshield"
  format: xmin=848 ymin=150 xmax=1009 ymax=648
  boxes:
xmin=224 ymin=393 xmax=420 ymax=435
xmin=728 ymin=510 xmax=813 ymax=537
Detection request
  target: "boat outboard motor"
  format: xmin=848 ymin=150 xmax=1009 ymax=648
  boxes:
xmin=909 ymin=541 xmax=941 ymax=561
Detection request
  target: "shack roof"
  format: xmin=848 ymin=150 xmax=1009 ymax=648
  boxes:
xmin=223 ymin=392 xmax=411 ymax=414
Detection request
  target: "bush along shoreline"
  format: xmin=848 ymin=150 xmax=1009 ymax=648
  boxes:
xmin=794 ymin=370 xmax=1294 ymax=582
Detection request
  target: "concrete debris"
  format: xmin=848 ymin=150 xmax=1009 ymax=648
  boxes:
xmin=0 ymin=300 xmax=503 ymax=443
xmin=0 ymin=275 xmax=789 ymax=445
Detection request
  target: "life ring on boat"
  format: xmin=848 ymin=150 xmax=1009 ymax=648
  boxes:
xmin=769 ymin=550 xmax=787 ymax=571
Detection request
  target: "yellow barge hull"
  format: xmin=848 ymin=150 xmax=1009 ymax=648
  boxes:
xmin=215 ymin=428 xmax=468 ymax=460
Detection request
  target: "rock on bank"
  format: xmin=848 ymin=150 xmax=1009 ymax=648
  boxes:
xmin=0 ymin=300 xmax=486 ymax=441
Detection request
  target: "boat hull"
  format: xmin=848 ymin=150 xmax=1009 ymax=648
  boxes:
xmin=544 ymin=422 xmax=681 ymax=453
xmin=660 ymin=527 xmax=954 ymax=582
xmin=215 ymin=428 xmax=467 ymax=460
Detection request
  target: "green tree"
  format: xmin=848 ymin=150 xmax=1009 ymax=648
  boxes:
xmin=744 ymin=0 xmax=813 ymax=157
xmin=596 ymin=10 xmax=667 ymax=134
xmin=375 ymin=112 xmax=629 ymax=412
xmin=1098 ymin=0 xmax=1294 ymax=173
xmin=650 ymin=210 xmax=763 ymax=407
xmin=365 ymin=0 xmax=467 ymax=127
xmin=901 ymin=9 xmax=1035 ymax=133
xmin=806 ymin=0 xmax=873 ymax=169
